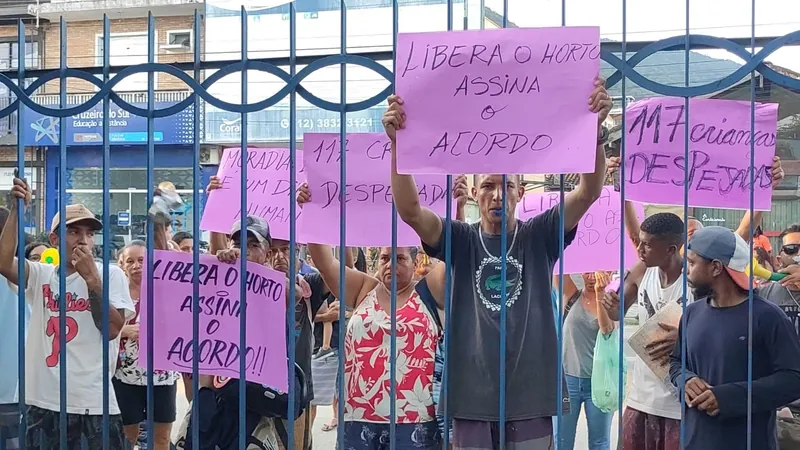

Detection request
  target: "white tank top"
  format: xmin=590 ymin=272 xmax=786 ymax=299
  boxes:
xmin=626 ymin=266 xmax=694 ymax=420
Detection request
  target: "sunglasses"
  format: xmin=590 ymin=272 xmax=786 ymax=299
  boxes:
xmin=782 ymin=244 xmax=800 ymax=256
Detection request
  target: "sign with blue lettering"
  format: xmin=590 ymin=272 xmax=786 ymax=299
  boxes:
xmin=118 ymin=211 xmax=130 ymax=227
xmin=204 ymin=106 xmax=385 ymax=143
xmin=24 ymin=101 xmax=196 ymax=146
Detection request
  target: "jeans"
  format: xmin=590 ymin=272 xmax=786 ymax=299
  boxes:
xmin=554 ymin=375 xmax=612 ymax=450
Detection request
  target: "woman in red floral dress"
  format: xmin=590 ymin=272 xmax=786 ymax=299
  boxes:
xmin=298 ymin=181 xmax=468 ymax=449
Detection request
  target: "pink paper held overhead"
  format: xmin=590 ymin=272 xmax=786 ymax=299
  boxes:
xmin=395 ymin=26 xmax=601 ymax=175
xmin=623 ymin=97 xmax=778 ymax=211
xmin=301 ymin=133 xmax=454 ymax=247
xmin=200 ymin=147 xmax=305 ymax=240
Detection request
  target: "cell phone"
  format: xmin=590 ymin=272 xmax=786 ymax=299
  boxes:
xmin=605 ymin=147 xmax=621 ymax=192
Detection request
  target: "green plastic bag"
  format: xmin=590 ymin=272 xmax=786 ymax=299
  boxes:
xmin=591 ymin=328 xmax=626 ymax=413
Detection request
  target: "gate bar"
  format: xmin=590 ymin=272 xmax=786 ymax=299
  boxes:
xmin=101 ymin=14 xmax=112 ymax=450
xmin=191 ymin=8 xmax=203 ymax=450
xmin=15 ymin=18 xmax=27 ymax=450
xmin=238 ymin=7 xmax=250 ymax=450
xmin=57 ymin=16 xmax=68 ymax=450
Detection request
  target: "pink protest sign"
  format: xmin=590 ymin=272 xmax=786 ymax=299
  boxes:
xmin=301 ymin=133 xmax=453 ymax=246
xmin=394 ymin=27 xmax=601 ymax=175
xmin=517 ymin=187 xmax=643 ymax=274
xmin=139 ymin=250 xmax=288 ymax=390
xmin=624 ymin=97 xmax=778 ymax=210
xmin=200 ymin=147 xmax=304 ymax=240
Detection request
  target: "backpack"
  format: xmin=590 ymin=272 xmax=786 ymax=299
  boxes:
xmin=214 ymin=363 xmax=310 ymax=449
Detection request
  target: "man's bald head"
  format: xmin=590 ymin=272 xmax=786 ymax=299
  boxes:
xmin=686 ymin=216 xmax=703 ymax=242
xmin=476 ymin=174 xmax=522 ymax=185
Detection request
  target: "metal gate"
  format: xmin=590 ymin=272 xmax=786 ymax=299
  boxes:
xmin=0 ymin=1 xmax=799 ymax=449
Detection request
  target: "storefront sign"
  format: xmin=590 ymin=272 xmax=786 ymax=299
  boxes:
xmin=24 ymin=101 xmax=196 ymax=146
xmin=204 ymin=106 xmax=385 ymax=143
xmin=0 ymin=167 xmax=35 ymax=190
xmin=118 ymin=211 xmax=130 ymax=227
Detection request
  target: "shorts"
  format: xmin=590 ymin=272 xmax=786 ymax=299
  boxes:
xmin=25 ymin=405 xmax=126 ymax=450
xmin=452 ymin=417 xmax=555 ymax=450
xmin=621 ymin=407 xmax=680 ymax=450
xmin=0 ymin=404 xmax=21 ymax=450
xmin=310 ymin=348 xmax=339 ymax=406
xmin=342 ymin=420 xmax=441 ymax=449
xmin=112 ymin=379 xmax=178 ymax=426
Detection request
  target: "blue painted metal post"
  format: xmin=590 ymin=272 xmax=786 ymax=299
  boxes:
xmin=746 ymin=1 xmax=757 ymax=447
xmin=336 ymin=0 xmax=348 ymax=449
xmin=238 ymin=6 xmax=250 ymax=450
xmin=58 ymin=16 xmax=68 ymax=450
xmin=499 ymin=2 xmax=509 ymax=448
xmin=440 ymin=0 xmax=454 ymax=448
xmin=146 ymin=13 xmax=157 ymax=450
xmin=287 ymin=1 xmax=298 ymax=447
xmin=15 ymin=19 xmax=27 ymax=450
xmin=556 ymin=1 xmax=567 ymax=448
xmin=101 ymin=15 xmax=112 ymax=450
xmin=389 ymin=0 xmax=400 ymax=446
xmin=679 ymin=2 xmax=690 ymax=448
xmin=191 ymin=8 xmax=203 ymax=450
xmin=618 ymin=0 xmax=629 ymax=446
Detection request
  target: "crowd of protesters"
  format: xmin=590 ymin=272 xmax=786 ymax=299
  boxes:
xmin=1 ymin=77 xmax=800 ymax=450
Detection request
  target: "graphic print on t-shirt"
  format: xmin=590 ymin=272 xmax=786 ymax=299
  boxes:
xmin=640 ymin=291 xmax=657 ymax=318
xmin=640 ymin=290 xmax=684 ymax=320
xmin=475 ymin=255 xmax=523 ymax=312
xmin=41 ymin=284 xmax=87 ymax=367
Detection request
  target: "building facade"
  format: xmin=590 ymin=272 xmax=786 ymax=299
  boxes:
xmin=3 ymin=0 xmax=208 ymax=248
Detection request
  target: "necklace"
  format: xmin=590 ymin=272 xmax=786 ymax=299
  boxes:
xmin=478 ymin=222 xmax=519 ymax=258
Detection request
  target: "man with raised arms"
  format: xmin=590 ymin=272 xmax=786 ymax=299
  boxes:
xmin=386 ymin=77 xmax=612 ymax=449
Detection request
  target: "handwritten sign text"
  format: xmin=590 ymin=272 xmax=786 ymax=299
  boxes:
xmin=394 ymin=27 xmax=600 ymax=175
xmin=200 ymin=147 xmax=305 ymax=239
xmin=623 ymin=97 xmax=777 ymax=210
xmin=301 ymin=133 xmax=453 ymax=246
xmin=139 ymin=251 xmax=288 ymax=389
xmin=517 ymin=187 xmax=643 ymax=274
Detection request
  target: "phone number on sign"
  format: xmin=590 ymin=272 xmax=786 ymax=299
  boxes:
xmin=280 ymin=118 xmax=376 ymax=130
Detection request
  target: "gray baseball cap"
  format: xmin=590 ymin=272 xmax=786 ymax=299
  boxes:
xmin=687 ymin=226 xmax=751 ymax=290
xmin=230 ymin=215 xmax=272 ymax=247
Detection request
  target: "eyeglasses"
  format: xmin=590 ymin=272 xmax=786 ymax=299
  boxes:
xmin=782 ymin=244 xmax=800 ymax=256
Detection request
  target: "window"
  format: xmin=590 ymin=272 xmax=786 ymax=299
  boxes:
xmin=164 ymin=30 xmax=192 ymax=51
xmin=0 ymin=41 xmax=40 ymax=70
xmin=96 ymin=33 xmax=152 ymax=91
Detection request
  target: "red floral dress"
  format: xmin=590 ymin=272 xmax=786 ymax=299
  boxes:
xmin=343 ymin=288 xmax=439 ymax=424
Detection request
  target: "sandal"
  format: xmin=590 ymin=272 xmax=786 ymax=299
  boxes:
xmin=322 ymin=421 xmax=338 ymax=432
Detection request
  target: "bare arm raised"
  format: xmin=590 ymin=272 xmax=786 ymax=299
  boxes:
xmin=561 ymin=77 xmax=612 ymax=233
xmin=0 ymin=177 xmax=31 ymax=287
xmin=385 ymin=95 xmax=446 ymax=249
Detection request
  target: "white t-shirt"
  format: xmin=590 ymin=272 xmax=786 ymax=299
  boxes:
xmin=626 ymin=266 xmax=694 ymax=421
xmin=24 ymin=261 xmax=135 ymax=415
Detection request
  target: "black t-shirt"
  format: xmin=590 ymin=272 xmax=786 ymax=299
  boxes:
xmin=295 ymin=272 xmax=327 ymax=400
xmin=423 ymin=208 xmax=576 ymax=421
xmin=313 ymin=294 xmax=342 ymax=352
